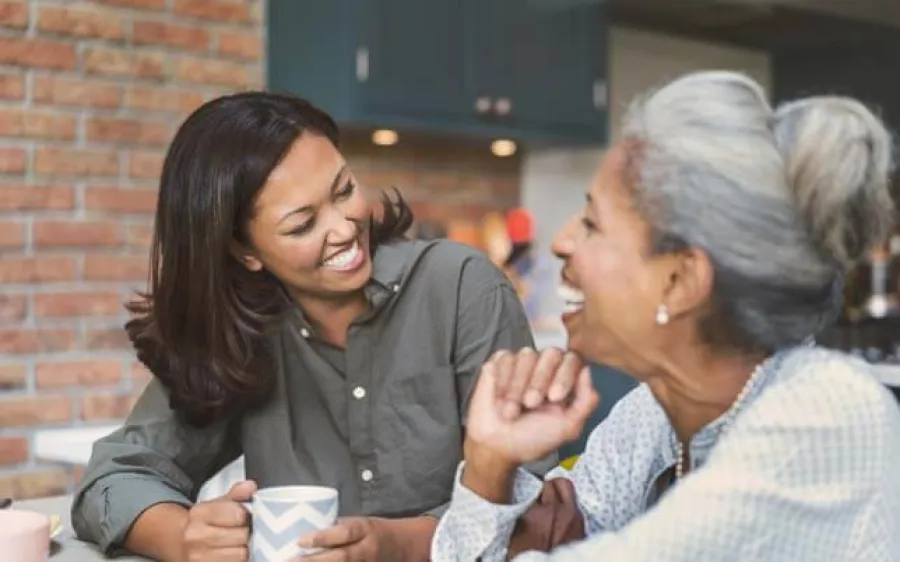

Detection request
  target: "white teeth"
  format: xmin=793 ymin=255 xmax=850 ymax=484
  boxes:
xmin=558 ymin=284 xmax=585 ymax=312
xmin=323 ymin=241 xmax=360 ymax=269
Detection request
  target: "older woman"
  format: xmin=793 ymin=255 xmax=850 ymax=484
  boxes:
xmin=429 ymin=71 xmax=900 ymax=561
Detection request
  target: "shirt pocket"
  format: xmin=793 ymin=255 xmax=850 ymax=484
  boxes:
xmin=379 ymin=365 xmax=463 ymax=514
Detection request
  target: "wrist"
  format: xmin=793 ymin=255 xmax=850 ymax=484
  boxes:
xmin=376 ymin=516 xmax=437 ymax=562
xmin=462 ymin=443 xmax=518 ymax=504
xmin=463 ymin=436 xmax=518 ymax=473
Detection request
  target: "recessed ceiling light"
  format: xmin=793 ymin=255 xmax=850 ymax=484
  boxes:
xmin=491 ymin=139 xmax=517 ymax=157
xmin=372 ymin=129 xmax=399 ymax=146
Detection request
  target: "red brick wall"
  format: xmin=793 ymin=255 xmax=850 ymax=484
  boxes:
xmin=0 ymin=0 xmax=519 ymax=499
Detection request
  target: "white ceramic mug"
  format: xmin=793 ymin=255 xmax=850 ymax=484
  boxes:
xmin=244 ymin=486 xmax=339 ymax=561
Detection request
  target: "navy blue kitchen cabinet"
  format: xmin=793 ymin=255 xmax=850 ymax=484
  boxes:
xmin=466 ymin=0 xmax=608 ymax=143
xmin=267 ymin=0 xmax=608 ymax=146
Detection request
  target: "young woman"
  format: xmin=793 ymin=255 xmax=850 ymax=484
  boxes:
xmin=70 ymin=92 xmax=554 ymax=562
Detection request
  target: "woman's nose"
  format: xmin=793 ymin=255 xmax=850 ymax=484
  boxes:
xmin=325 ymin=211 xmax=357 ymax=243
xmin=552 ymin=217 xmax=578 ymax=259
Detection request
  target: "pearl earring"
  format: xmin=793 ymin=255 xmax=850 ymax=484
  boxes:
xmin=655 ymin=304 xmax=670 ymax=325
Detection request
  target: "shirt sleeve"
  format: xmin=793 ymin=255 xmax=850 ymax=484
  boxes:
xmin=70 ymin=379 xmax=242 ymax=554
xmin=476 ymin=359 xmax=900 ymax=562
xmin=452 ymin=256 xmax=535 ymax=420
xmin=452 ymin=255 xmax=560 ymax=470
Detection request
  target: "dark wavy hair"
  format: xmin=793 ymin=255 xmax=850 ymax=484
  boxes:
xmin=127 ymin=92 xmax=413 ymax=426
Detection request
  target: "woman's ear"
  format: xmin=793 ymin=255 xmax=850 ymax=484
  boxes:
xmin=230 ymin=242 xmax=264 ymax=272
xmin=662 ymin=247 xmax=714 ymax=319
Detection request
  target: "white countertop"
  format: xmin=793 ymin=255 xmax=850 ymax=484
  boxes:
xmin=34 ymin=425 xmax=118 ymax=466
xmin=874 ymin=364 xmax=900 ymax=387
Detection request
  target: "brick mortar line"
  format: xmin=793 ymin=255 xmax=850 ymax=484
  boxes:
xmin=1 ymin=382 xmax=138 ymax=399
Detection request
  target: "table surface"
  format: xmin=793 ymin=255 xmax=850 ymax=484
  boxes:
xmin=13 ymin=495 xmax=147 ymax=562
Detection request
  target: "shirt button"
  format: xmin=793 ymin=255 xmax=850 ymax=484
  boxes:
xmin=391 ymin=284 xmax=400 ymax=293
xmin=300 ymin=328 xmax=310 ymax=338
xmin=352 ymin=386 xmax=366 ymax=399
xmin=361 ymin=469 xmax=373 ymax=482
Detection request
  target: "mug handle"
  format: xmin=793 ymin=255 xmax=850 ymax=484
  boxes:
xmin=239 ymin=501 xmax=253 ymax=534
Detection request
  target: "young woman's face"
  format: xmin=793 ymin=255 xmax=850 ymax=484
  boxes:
xmin=239 ymin=132 xmax=374 ymax=299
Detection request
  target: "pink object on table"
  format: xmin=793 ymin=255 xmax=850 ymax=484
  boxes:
xmin=0 ymin=509 xmax=50 ymax=562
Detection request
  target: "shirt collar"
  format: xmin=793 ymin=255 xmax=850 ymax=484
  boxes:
xmin=366 ymin=239 xmax=416 ymax=296
xmin=662 ymin=346 xmax=797 ymax=465
xmin=287 ymin=239 xmax=421 ymax=336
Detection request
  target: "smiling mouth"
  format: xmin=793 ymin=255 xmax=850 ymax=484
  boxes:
xmin=559 ymin=283 xmax=585 ymax=314
xmin=322 ymin=239 xmax=364 ymax=271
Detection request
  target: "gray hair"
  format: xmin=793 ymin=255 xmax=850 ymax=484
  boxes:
xmin=621 ymin=70 xmax=895 ymax=351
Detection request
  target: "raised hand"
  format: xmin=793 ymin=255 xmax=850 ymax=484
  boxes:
xmin=465 ymin=347 xmax=600 ymax=468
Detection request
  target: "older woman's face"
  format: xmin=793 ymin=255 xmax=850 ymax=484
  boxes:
xmin=551 ymin=145 xmax=672 ymax=373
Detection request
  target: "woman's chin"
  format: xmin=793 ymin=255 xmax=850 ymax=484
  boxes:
xmin=318 ymin=261 xmax=372 ymax=296
xmin=563 ymin=324 xmax=586 ymax=356
xmin=563 ymin=318 xmax=611 ymax=366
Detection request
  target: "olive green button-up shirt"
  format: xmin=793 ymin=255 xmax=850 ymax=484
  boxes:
xmin=71 ymin=239 xmax=557 ymax=553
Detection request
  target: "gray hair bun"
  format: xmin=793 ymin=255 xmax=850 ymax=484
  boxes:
xmin=773 ymin=97 xmax=895 ymax=268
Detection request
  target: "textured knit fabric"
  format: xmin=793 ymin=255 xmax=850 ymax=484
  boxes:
xmin=433 ymin=346 xmax=900 ymax=561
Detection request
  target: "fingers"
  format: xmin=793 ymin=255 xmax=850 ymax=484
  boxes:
xmin=299 ymin=517 xmax=368 ymax=550
xmin=524 ymin=349 xmax=566 ymax=408
xmin=469 ymin=361 xmax=499 ymax=422
xmin=547 ymin=352 xmax=584 ymax=403
xmin=210 ymin=547 xmax=249 ymax=562
xmin=301 ymin=543 xmax=365 ymax=562
xmin=538 ymin=478 xmax=561 ymax=505
xmin=561 ymin=367 xmax=600 ymax=440
xmin=498 ymin=347 xmax=537 ymax=419
xmin=489 ymin=351 xmax=519 ymax=419
xmin=192 ymin=499 xmax=250 ymax=528
xmin=183 ymin=524 xmax=250 ymax=550
xmin=184 ymin=546 xmax=248 ymax=562
xmin=486 ymin=348 xmax=584 ymax=417
xmin=490 ymin=349 xmax=515 ymax=393
xmin=550 ymin=478 xmax=578 ymax=506
xmin=546 ymin=478 xmax=586 ymax=547
xmin=225 ymin=480 xmax=257 ymax=503
xmin=510 ymin=349 xmax=538 ymax=398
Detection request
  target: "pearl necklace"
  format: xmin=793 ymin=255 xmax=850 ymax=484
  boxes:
xmin=674 ymin=360 xmax=767 ymax=479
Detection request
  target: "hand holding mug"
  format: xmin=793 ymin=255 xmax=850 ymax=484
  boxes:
xmin=300 ymin=516 xmax=410 ymax=562
xmin=181 ymin=480 xmax=256 ymax=562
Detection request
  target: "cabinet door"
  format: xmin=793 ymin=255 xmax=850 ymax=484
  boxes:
xmin=357 ymin=0 xmax=467 ymax=121
xmin=471 ymin=0 xmax=609 ymax=143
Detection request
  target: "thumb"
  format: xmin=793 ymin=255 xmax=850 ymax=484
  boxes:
xmin=225 ymin=479 xmax=257 ymax=503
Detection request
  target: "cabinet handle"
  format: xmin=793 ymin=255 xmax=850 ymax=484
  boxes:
xmin=494 ymin=97 xmax=512 ymax=116
xmin=475 ymin=96 xmax=492 ymax=114
xmin=593 ymin=80 xmax=608 ymax=109
xmin=356 ymin=47 xmax=369 ymax=82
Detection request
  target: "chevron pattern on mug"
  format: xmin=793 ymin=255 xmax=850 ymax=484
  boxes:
xmin=247 ymin=486 xmax=339 ymax=562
